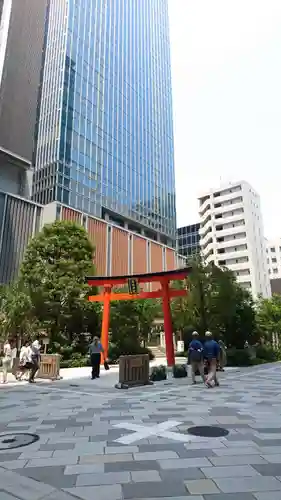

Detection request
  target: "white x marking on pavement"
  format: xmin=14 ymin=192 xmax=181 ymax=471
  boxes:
xmin=113 ymin=420 xmax=202 ymax=444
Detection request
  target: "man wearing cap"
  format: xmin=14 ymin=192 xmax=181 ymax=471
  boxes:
xmin=188 ymin=331 xmax=205 ymax=384
xmin=203 ymin=331 xmax=220 ymax=388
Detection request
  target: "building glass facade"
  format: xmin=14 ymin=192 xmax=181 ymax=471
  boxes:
xmin=177 ymin=223 xmax=200 ymax=258
xmin=33 ymin=0 xmax=176 ymax=242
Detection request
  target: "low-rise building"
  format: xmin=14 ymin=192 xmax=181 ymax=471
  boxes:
xmin=265 ymin=238 xmax=281 ymax=294
xmin=198 ymin=180 xmax=270 ymax=298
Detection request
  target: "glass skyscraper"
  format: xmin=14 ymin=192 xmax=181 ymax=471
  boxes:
xmin=33 ymin=0 xmax=176 ymax=243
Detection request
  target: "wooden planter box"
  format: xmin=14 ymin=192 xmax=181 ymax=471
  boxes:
xmin=37 ymin=354 xmax=61 ymax=380
xmin=116 ymin=354 xmax=152 ymax=389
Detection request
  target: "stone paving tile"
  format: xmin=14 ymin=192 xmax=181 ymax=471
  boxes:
xmin=79 ymin=453 xmax=133 ymax=464
xmin=122 ymin=480 xmax=189 ymax=498
xmin=253 ymin=463 xmax=281 ymax=476
xmin=17 ymin=465 xmax=77 ymax=489
xmin=40 ymin=443 xmax=75 ymax=451
xmin=126 ymin=498 xmax=203 ymax=500
xmin=201 ymin=464 xmax=260 ymax=478
xmin=209 ymin=455 xmax=267 ymax=466
xmin=64 ymin=463 xmax=104 ymax=475
xmin=185 ymin=478 xmax=220 ymax=494
xmin=19 ymin=451 xmax=53 ymax=459
xmin=212 ymin=446 xmax=261 ymax=455
xmin=0 ymin=460 xmax=28 ymax=469
xmin=0 ymin=467 xmax=55 ymax=500
xmin=258 ymin=446 xmax=281 ymax=454
xmin=253 ymin=493 xmax=281 ymax=500
xmin=76 ymin=471 xmax=131 ymax=486
xmin=159 ymin=468 xmax=205 ymax=481
xmin=130 ymin=471 xmax=161 ymax=482
xmin=104 ymin=446 xmax=139 ymax=454
xmin=214 ymin=476 xmax=281 ymax=493
xmin=134 ymin=451 xmax=179 ymax=461
xmin=65 ymin=485 xmax=123 ymax=500
xmin=158 ymin=457 xmax=212 ymax=469
xmin=204 ymin=495 xmax=256 ymax=500
xmin=42 ymin=491 xmax=78 ymax=500
xmin=25 ymin=456 xmax=78 ymax=467
xmin=105 ymin=460 xmax=161 ymax=472
xmin=0 ymin=453 xmax=21 ymax=462
xmin=0 ymin=492 xmax=23 ymax=500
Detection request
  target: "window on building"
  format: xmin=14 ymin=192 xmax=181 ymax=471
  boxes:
xmin=271 ymin=247 xmax=276 ymax=252
xmin=273 ymin=268 xmax=278 ymax=274
xmin=272 ymin=258 xmax=277 ymax=263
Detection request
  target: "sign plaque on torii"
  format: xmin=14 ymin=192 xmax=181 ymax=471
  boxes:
xmin=86 ymin=268 xmax=190 ymax=367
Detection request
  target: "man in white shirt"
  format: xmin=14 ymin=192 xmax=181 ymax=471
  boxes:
xmin=1 ymin=339 xmax=12 ymax=384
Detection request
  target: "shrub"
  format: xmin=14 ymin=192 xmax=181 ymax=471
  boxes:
xmin=108 ymin=343 xmax=154 ymax=364
xmin=150 ymin=365 xmax=167 ymax=381
xmin=173 ymin=364 xmax=187 ymax=378
xmin=255 ymin=345 xmax=278 ymax=362
xmin=60 ymin=354 xmax=90 ymax=368
xmin=226 ymin=348 xmax=251 ymax=367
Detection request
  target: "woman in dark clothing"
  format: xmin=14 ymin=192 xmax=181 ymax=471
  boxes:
xmin=89 ymin=337 xmax=104 ymax=379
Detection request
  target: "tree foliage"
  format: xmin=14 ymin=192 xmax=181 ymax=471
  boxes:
xmin=256 ymin=294 xmax=281 ymax=342
xmin=0 ymin=282 xmax=39 ymax=342
xmin=171 ymin=257 xmax=257 ymax=348
xmin=20 ymin=220 xmax=100 ymax=350
xmin=108 ymin=291 xmax=160 ymax=360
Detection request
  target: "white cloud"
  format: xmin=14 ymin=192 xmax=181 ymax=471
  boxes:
xmin=169 ymin=0 xmax=281 ymax=236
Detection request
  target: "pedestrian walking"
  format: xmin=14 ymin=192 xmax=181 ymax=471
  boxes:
xmin=89 ymin=336 xmax=104 ymax=379
xmin=17 ymin=340 xmax=33 ymax=381
xmin=204 ymin=331 xmax=220 ymax=388
xmin=29 ymin=339 xmax=41 ymax=383
xmin=188 ymin=331 xmax=205 ymax=384
xmin=1 ymin=338 xmax=12 ymax=384
xmin=10 ymin=340 xmax=18 ymax=378
xmin=218 ymin=340 xmax=227 ymax=371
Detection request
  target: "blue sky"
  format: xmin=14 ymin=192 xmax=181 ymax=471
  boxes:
xmin=169 ymin=0 xmax=281 ymax=237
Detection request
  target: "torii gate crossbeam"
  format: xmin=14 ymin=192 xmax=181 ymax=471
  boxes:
xmin=87 ymin=268 xmax=190 ymax=367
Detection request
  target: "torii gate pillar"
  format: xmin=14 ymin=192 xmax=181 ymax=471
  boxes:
xmin=161 ymin=280 xmax=175 ymax=367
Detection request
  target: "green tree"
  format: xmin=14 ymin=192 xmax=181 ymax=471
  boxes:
xmin=108 ymin=292 xmax=159 ymax=360
xmin=256 ymin=294 xmax=281 ymax=343
xmin=0 ymin=282 xmax=39 ymax=342
xmin=20 ymin=220 xmax=99 ymax=350
xmin=171 ymin=258 xmax=257 ymax=348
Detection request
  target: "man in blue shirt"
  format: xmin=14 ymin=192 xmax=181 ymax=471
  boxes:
xmin=204 ymin=331 xmax=220 ymax=388
xmin=188 ymin=331 xmax=205 ymax=384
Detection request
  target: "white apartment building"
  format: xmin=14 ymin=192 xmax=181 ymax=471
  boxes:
xmin=198 ymin=180 xmax=271 ymax=298
xmin=266 ymin=238 xmax=281 ymax=279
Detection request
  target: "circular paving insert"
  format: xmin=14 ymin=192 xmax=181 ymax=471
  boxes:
xmin=0 ymin=433 xmax=39 ymax=450
xmin=187 ymin=425 xmax=229 ymax=438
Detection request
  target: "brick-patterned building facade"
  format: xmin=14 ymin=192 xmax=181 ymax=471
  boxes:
xmin=41 ymin=203 xmax=185 ymax=280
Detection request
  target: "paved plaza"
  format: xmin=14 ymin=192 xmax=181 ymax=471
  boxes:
xmin=1 ymin=363 xmax=281 ymax=499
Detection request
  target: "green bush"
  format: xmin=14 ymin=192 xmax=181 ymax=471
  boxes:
xmin=255 ymin=345 xmax=279 ymax=362
xmin=227 ymin=348 xmax=252 ymax=367
xmin=108 ymin=343 xmax=154 ymax=364
xmin=60 ymin=354 xmax=90 ymax=368
xmin=251 ymin=357 xmax=267 ymax=365
xmin=173 ymin=364 xmax=187 ymax=378
xmin=150 ymin=365 xmax=167 ymax=381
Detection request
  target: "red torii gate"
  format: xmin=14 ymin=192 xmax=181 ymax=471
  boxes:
xmin=87 ymin=268 xmax=190 ymax=367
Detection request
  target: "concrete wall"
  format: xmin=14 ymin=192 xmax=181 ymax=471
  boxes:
xmin=0 ymin=0 xmax=48 ymax=161
xmin=0 ymin=191 xmax=41 ymax=283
